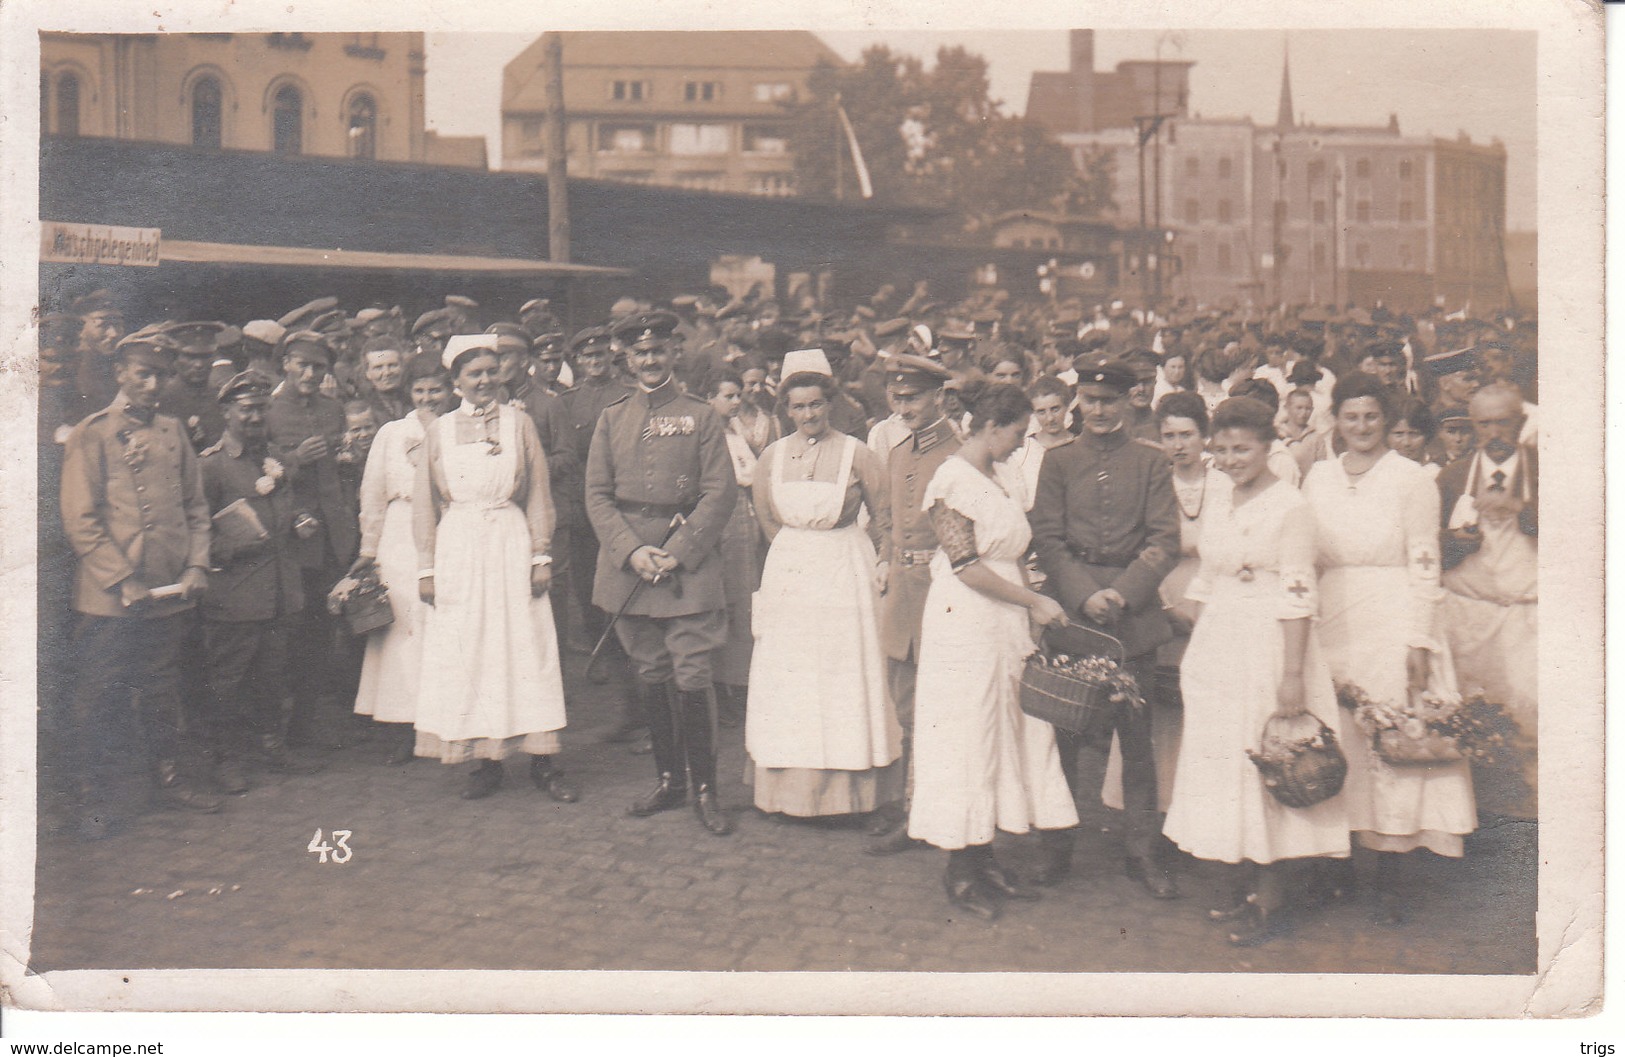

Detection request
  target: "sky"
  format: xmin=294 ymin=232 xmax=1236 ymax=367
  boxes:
xmin=425 ymin=28 xmax=1536 ymax=230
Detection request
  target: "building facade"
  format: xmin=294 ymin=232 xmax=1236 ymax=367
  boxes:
xmin=39 ymin=32 xmax=449 ymax=164
xmin=501 ymin=30 xmax=843 ymax=196
xmin=1056 ymin=83 xmax=1510 ymax=311
xmin=1025 ymin=30 xmax=1192 ymax=137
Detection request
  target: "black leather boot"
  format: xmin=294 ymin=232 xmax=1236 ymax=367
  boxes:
xmin=461 ymin=759 xmax=504 ymax=800
xmin=529 ymin=755 xmax=579 ymax=803
xmin=971 ymin=844 xmax=1040 ymax=901
xmin=259 ymin=733 xmax=325 ymax=774
xmin=628 ymin=681 xmax=687 ymax=816
xmin=1032 ymin=827 xmax=1076 ymax=887
xmin=679 ymin=688 xmax=732 ymax=836
xmin=153 ymin=760 xmax=223 ymax=814
xmin=213 ymin=753 xmax=251 ymax=795
xmin=944 ymin=847 xmax=1001 ymax=921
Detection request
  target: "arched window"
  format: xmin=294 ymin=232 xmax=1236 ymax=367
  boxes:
xmin=192 ymin=76 xmax=223 ymax=149
xmin=272 ymin=85 xmax=302 ymax=154
xmin=56 ymin=73 xmax=80 ymax=136
xmin=346 ymin=93 xmax=376 ymax=160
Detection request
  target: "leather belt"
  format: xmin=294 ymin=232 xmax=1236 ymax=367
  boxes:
xmin=1069 ymin=545 xmax=1134 ymax=568
xmin=894 ymin=548 xmax=937 ymax=567
xmin=614 ymin=499 xmax=697 ymax=520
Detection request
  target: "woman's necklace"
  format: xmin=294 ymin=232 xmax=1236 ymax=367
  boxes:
xmin=1172 ymin=469 xmax=1207 ymax=521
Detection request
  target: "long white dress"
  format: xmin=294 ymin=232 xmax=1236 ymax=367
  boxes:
xmin=1162 ymin=478 xmax=1350 ymax=865
xmin=1304 ymin=451 xmax=1476 ymax=856
xmin=353 ymin=413 xmax=428 ymax=724
xmin=413 ymin=406 xmax=567 ymax=763
xmin=908 ymin=456 xmax=1079 ymax=850
xmin=746 ymin=431 xmax=902 ymax=815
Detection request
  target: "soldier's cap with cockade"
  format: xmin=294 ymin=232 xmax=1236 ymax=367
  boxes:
xmin=280 ymin=329 xmax=334 ymax=365
xmin=884 ymin=353 xmax=953 ymax=395
xmin=936 ymin=319 xmax=976 ymax=343
xmin=1423 ymin=347 xmax=1482 ymax=377
xmin=412 ymin=308 xmax=455 ymax=337
xmin=114 ymin=323 xmax=179 ymax=366
xmin=1073 ymin=353 xmax=1137 ymax=393
xmin=445 ymin=294 xmax=480 ymax=310
xmin=70 ymin=289 xmax=124 ymax=320
xmin=484 ymin=322 xmax=531 ymax=352
xmin=612 ymin=310 xmax=680 ymax=350
xmin=571 ymin=325 xmax=613 ymax=353
xmin=532 ymin=331 xmax=568 ymax=356
xmin=217 ymin=370 xmax=274 ymax=405
xmin=519 ymin=298 xmax=552 ymax=318
xmin=1437 ymin=404 xmax=1472 ymax=425
xmin=163 ymin=321 xmax=228 ymax=358
xmin=1360 ymin=339 xmax=1406 ymax=364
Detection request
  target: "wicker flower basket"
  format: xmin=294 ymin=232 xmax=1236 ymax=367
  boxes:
xmin=1018 ymin=623 xmax=1137 ymax=741
xmin=1246 ymin=715 xmax=1348 ymax=809
xmin=1373 ymin=726 xmax=1465 ymax=765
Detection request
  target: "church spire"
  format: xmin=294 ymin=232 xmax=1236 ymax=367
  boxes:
xmin=1276 ymin=37 xmax=1295 ymax=130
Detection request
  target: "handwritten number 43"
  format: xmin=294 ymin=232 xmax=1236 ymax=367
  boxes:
xmin=308 ymin=828 xmax=354 ymax=864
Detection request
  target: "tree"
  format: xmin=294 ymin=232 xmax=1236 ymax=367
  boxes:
xmin=784 ymin=44 xmax=1076 ymax=224
xmin=1059 ymin=145 xmax=1119 ymax=220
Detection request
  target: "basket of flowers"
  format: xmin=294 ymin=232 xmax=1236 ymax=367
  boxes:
xmin=1019 ymin=623 xmax=1143 ymax=741
xmin=1245 ymin=713 xmax=1348 ymax=809
xmin=1337 ymin=682 xmax=1522 ymax=768
xmin=327 ymin=567 xmax=394 ymax=636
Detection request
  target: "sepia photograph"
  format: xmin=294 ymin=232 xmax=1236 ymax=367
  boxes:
xmin=0 ymin=0 xmax=1605 ymax=1037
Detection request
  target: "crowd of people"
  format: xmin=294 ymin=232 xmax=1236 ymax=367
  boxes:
xmin=38 ymin=277 xmax=1539 ymax=945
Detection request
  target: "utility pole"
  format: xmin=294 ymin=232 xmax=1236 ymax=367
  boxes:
xmin=543 ymin=32 xmax=570 ymax=262
xmin=1330 ymin=165 xmax=1341 ymax=307
xmin=834 ymin=93 xmax=844 ymax=202
xmin=1152 ymin=49 xmax=1163 ymax=305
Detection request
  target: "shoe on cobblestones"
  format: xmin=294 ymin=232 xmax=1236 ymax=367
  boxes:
xmin=978 ymin=858 xmax=1040 ymax=901
xmin=213 ymin=757 xmax=251 ymax=795
xmin=259 ymin=734 xmax=325 ymax=775
xmin=865 ymin=829 xmax=926 ymax=856
xmin=384 ymin=726 xmax=417 ymax=766
xmin=1125 ymin=855 xmax=1180 ymax=900
xmin=629 ymin=773 xmax=687 ymax=817
xmin=461 ymin=760 xmax=504 ymax=800
xmin=865 ymin=804 xmax=905 ymax=837
xmin=529 ymin=756 xmax=579 ymax=803
xmin=1032 ymin=829 xmax=1074 ymax=886
xmin=693 ymin=786 xmax=732 ymax=836
xmin=154 ymin=761 xmax=223 ymax=814
xmin=630 ymin=733 xmax=654 ymax=756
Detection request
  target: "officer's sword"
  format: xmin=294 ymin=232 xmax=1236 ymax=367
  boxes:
xmin=585 ymin=512 xmax=686 ymax=684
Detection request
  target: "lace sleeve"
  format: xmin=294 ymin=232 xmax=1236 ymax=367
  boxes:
xmin=928 ymin=499 xmax=980 ymax=571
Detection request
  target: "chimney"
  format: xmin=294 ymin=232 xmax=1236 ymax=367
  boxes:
xmin=1070 ymin=29 xmax=1095 ymax=75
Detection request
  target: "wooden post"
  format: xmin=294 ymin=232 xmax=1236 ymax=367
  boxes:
xmin=544 ymin=32 xmax=570 ymax=263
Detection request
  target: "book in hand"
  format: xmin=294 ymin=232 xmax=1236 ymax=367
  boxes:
xmin=213 ymin=497 xmax=270 ymax=555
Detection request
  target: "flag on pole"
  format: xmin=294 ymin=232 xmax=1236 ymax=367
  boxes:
xmin=836 ymin=104 xmax=874 ymax=200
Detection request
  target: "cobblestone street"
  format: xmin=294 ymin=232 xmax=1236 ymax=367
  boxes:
xmin=28 ymin=652 xmax=1536 ymax=980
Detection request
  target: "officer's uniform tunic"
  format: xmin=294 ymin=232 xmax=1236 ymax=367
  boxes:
xmin=878 ymin=416 xmax=960 ymax=730
xmin=562 ymin=374 xmax=633 ymax=636
xmin=585 ymin=379 xmax=736 ymax=691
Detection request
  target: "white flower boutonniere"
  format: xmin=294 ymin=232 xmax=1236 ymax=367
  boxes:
xmin=256 ymin=456 xmax=286 ymax=496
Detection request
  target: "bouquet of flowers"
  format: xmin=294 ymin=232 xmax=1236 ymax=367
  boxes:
xmin=1336 ymin=681 xmax=1522 ymax=768
xmin=1245 ymin=715 xmax=1348 ymax=808
xmin=1019 ymin=650 xmax=1144 ymax=741
xmin=326 ymin=567 xmax=394 ymax=635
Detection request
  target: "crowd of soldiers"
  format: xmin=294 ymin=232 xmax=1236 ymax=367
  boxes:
xmin=36 ymin=278 xmax=1538 ymax=933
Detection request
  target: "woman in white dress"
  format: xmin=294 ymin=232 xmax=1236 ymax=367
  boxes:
xmin=909 ymin=384 xmax=1077 ymax=923
xmin=1102 ymin=390 xmax=1223 ymax=814
xmin=413 ymin=336 xmax=576 ymax=803
xmin=350 ymin=356 xmax=452 ymax=763
xmin=746 ymin=369 xmax=901 ymax=819
xmin=1162 ymin=397 xmax=1349 ymax=946
xmin=1005 ymin=376 xmax=1073 ymax=513
xmin=1303 ymin=375 xmax=1474 ymax=924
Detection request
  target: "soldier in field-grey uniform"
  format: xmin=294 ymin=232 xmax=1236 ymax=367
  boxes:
xmin=586 ymin=311 xmax=738 ymax=836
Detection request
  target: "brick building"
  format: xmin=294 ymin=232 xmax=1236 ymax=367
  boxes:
xmin=501 ymin=30 xmax=842 ymax=196
xmin=39 ymin=32 xmax=482 ymax=167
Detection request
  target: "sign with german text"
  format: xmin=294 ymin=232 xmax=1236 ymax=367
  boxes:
xmin=40 ymin=221 xmax=162 ymax=267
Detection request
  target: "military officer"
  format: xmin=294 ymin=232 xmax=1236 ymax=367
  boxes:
xmin=865 ymin=353 xmax=959 ymax=855
xmin=157 ymin=321 xmax=229 ymax=452
xmin=411 ymin=308 xmax=456 ymax=367
xmin=61 ymin=328 xmax=219 ymax=838
xmin=1029 ymin=353 xmax=1181 ymax=896
xmin=197 ymin=372 xmax=322 ymax=793
xmin=267 ymin=330 xmax=359 ymax=747
xmin=585 ymin=310 xmax=738 ymax=835
xmin=67 ymin=289 xmax=128 ymax=427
